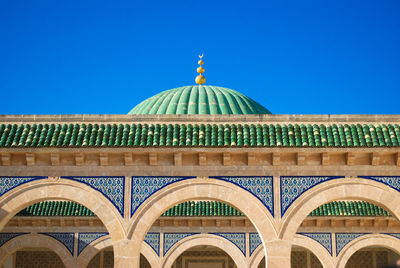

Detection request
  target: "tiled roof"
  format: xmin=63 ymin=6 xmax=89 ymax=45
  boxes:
xmin=1 ymin=123 xmax=399 ymax=148
xmin=309 ymin=201 xmax=390 ymax=217
xmin=16 ymin=201 xmax=389 ymax=217
xmin=16 ymin=201 xmax=95 ymax=217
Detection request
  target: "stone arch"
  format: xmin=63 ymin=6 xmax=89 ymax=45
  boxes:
xmin=336 ymin=234 xmax=400 ymax=268
xmin=0 ymin=179 xmax=125 ymax=243
xmin=0 ymin=233 xmax=75 ymax=268
xmin=279 ymin=178 xmax=400 ymax=241
xmin=78 ymin=236 xmax=161 ymax=268
xmin=161 ymin=233 xmax=247 ymax=268
xmin=123 ymin=178 xmax=277 ymax=267
xmin=293 ymin=234 xmax=334 ymax=268
xmin=249 ymin=244 xmax=265 ymax=268
xmin=77 ymin=235 xmax=112 ymax=267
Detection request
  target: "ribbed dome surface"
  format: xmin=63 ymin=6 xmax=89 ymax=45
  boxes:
xmin=129 ymin=85 xmax=271 ymax=115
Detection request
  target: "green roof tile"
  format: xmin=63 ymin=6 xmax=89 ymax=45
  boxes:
xmin=16 ymin=200 xmax=390 ymax=218
xmin=1 ymin=123 xmax=400 ymax=148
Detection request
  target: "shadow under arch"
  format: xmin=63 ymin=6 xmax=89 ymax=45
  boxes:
xmin=279 ymin=178 xmax=400 ymax=241
xmin=161 ymin=233 xmax=247 ymax=268
xmin=127 ymin=178 xmax=276 ymax=267
xmin=0 ymin=233 xmax=75 ymax=268
xmin=0 ymin=179 xmax=125 ymax=243
xmin=293 ymin=235 xmax=334 ymax=268
xmin=336 ymin=234 xmax=400 ymax=268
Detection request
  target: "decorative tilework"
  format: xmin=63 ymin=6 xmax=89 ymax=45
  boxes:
xmin=131 ymin=176 xmax=194 ymax=217
xmin=163 ymin=233 xmax=199 ymax=255
xmin=144 ymin=232 xmax=160 ymax=256
xmin=0 ymin=176 xmax=46 ymax=197
xmin=359 ymin=176 xmax=400 ymax=192
xmin=298 ymin=233 xmax=332 ymax=255
xmin=211 ymin=233 xmax=246 ymax=256
xmin=280 ymin=176 xmax=344 ymax=217
xmin=62 ymin=176 xmax=125 ymax=217
xmin=335 ymin=233 xmax=369 ymax=256
xmin=385 ymin=233 xmax=400 ymax=240
xmin=77 ymin=232 xmax=108 ymax=255
xmin=210 ymin=176 xmax=274 ymax=216
xmin=40 ymin=233 xmax=75 ymax=255
xmin=249 ymin=233 xmax=262 ymax=256
xmin=0 ymin=233 xmax=27 ymax=247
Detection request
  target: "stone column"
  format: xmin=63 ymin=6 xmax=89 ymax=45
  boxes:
xmin=113 ymin=239 xmax=141 ymax=268
xmin=265 ymin=240 xmax=292 ymax=268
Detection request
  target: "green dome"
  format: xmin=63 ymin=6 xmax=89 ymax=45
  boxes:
xmin=129 ymin=85 xmax=271 ymax=115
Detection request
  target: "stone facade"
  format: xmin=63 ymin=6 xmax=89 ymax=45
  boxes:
xmin=0 ymin=114 xmax=400 ymax=268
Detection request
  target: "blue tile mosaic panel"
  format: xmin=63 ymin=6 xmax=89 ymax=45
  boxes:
xmin=211 ymin=232 xmax=246 ymax=256
xmin=62 ymin=176 xmax=125 ymax=217
xmin=335 ymin=233 xmax=368 ymax=256
xmin=359 ymin=176 xmax=400 ymax=192
xmin=249 ymin=233 xmax=262 ymax=256
xmin=210 ymin=176 xmax=274 ymax=216
xmin=131 ymin=176 xmax=194 ymax=217
xmin=0 ymin=233 xmax=27 ymax=247
xmin=144 ymin=232 xmax=160 ymax=256
xmin=0 ymin=177 xmax=46 ymax=197
xmin=298 ymin=233 xmax=332 ymax=255
xmin=163 ymin=233 xmax=199 ymax=255
xmin=40 ymin=233 xmax=75 ymax=255
xmin=77 ymin=232 xmax=108 ymax=255
xmin=280 ymin=176 xmax=343 ymax=217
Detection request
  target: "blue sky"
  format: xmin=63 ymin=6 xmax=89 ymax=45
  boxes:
xmin=1 ymin=0 xmax=399 ymax=114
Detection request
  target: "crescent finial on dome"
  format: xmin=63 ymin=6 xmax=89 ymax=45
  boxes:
xmin=195 ymin=54 xmax=206 ymax=85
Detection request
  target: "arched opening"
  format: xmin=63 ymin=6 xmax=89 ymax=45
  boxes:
xmin=9 ymin=249 xmax=65 ymax=268
xmin=170 ymin=245 xmax=237 ymax=268
xmin=127 ymin=179 xmax=275 ymax=267
xmin=256 ymin=247 xmax=322 ymax=268
xmin=344 ymin=246 xmax=400 ymax=268
xmin=87 ymin=247 xmax=151 ymax=268
xmin=0 ymin=233 xmax=74 ymax=268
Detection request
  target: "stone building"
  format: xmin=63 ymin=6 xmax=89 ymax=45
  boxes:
xmin=0 ymin=58 xmax=400 ymax=268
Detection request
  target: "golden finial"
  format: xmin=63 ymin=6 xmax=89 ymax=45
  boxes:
xmin=195 ymin=54 xmax=206 ymax=85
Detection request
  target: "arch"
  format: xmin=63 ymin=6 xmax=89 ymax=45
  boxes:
xmin=141 ymin=240 xmax=161 ymax=268
xmin=77 ymin=235 xmax=112 ymax=267
xmin=161 ymin=233 xmax=247 ymax=268
xmin=280 ymin=178 xmax=400 ymax=241
xmin=0 ymin=179 xmax=125 ymax=243
xmin=0 ymin=233 xmax=75 ymax=268
xmin=336 ymin=234 xmax=400 ymax=268
xmin=293 ymin=235 xmax=334 ymax=268
xmin=249 ymin=244 xmax=265 ymax=268
xmin=124 ymin=178 xmax=276 ymax=267
xmin=78 ymin=236 xmax=161 ymax=268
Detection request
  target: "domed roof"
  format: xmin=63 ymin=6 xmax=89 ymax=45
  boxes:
xmin=129 ymin=85 xmax=271 ymax=115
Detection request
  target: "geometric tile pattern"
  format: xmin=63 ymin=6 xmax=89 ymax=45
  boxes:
xmin=298 ymin=233 xmax=332 ymax=255
xmin=77 ymin=232 xmax=108 ymax=255
xmin=40 ymin=233 xmax=75 ymax=255
xmin=0 ymin=233 xmax=27 ymax=247
xmin=144 ymin=232 xmax=160 ymax=256
xmin=359 ymin=176 xmax=400 ymax=192
xmin=280 ymin=176 xmax=344 ymax=217
xmin=211 ymin=232 xmax=246 ymax=256
xmin=335 ymin=233 xmax=368 ymax=256
xmin=163 ymin=233 xmax=199 ymax=255
xmin=210 ymin=176 xmax=274 ymax=216
xmin=0 ymin=176 xmax=46 ymax=197
xmin=62 ymin=176 xmax=125 ymax=217
xmin=249 ymin=233 xmax=262 ymax=256
xmin=131 ymin=176 xmax=194 ymax=217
